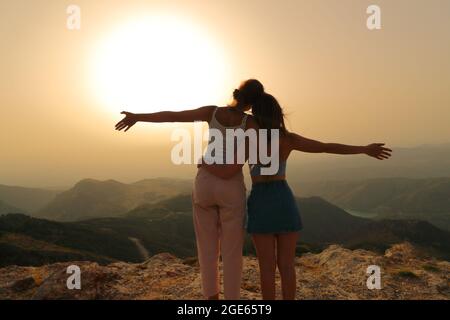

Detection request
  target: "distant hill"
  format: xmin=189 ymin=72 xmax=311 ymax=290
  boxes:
xmin=0 ymin=200 xmax=22 ymax=215
xmin=0 ymin=184 xmax=59 ymax=213
xmin=125 ymin=194 xmax=193 ymax=217
xmin=298 ymin=177 xmax=450 ymax=230
xmin=36 ymin=178 xmax=192 ymax=221
xmin=297 ymin=197 xmax=368 ymax=243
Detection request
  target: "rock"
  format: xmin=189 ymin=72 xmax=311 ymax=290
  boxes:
xmin=436 ymin=282 xmax=450 ymax=295
xmin=166 ymin=270 xmax=180 ymax=277
xmin=10 ymin=277 xmax=36 ymax=292
xmin=31 ymin=262 xmax=120 ymax=300
xmin=385 ymin=242 xmax=420 ymax=262
xmin=145 ymin=253 xmax=178 ymax=263
xmin=182 ymin=257 xmax=199 ymax=266
xmin=0 ymin=244 xmax=448 ymax=300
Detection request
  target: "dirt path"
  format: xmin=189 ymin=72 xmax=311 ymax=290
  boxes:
xmin=128 ymin=237 xmax=150 ymax=260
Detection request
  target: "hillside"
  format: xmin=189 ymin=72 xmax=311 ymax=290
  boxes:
xmin=0 ymin=233 xmax=115 ymax=267
xmin=0 ymin=206 xmax=198 ymax=267
xmin=0 ymin=214 xmax=142 ymax=267
xmin=36 ymin=178 xmax=192 ymax=221
xmin=298 ymin=177 xmax=450 ymax=230
xmin=0 ymin=243 xmax=448 ymax=300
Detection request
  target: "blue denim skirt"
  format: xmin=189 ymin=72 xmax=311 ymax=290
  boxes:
xmin=246 ymin=180 xmax=303 ymax=234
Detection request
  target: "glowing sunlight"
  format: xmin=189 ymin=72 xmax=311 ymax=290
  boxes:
xmin=91 ymin=14 xmax=230 ymax=115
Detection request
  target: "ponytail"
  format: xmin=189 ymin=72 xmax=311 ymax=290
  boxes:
xmin=252 ymin=93 xmax=287 ymax=135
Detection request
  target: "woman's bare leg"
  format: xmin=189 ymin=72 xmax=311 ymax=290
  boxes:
xmin=276 ymin=232 xmax=299 ymax=300
xmin=252 ymin=234 xmax=277 ymax=300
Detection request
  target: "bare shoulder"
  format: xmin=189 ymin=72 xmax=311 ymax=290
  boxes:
xmin=283 ymin=131 xmax=297 ymax=144
xmin=281 ymin=131 xmax=308 ymax=153
xmin=201 ymin=105 xmax=218 ymax=112
xmin=211 ymin=105 xmax=230 ymax=117
xmin=198 ymin=105 xmax=217 ymax=120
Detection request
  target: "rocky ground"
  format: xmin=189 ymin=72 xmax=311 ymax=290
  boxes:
xmin=0 ymin=243 xmax=448 ymax=300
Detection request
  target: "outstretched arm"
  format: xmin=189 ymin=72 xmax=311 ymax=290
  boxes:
xmin=288 ymin=133 xmax=392 ymax=160
xmin=115 ymin=106 xmax=215 ymax=132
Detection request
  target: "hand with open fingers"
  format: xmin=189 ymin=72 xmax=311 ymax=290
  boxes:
xmin=365 ymin=143 xmax=392 ymax=160
xmin=115 ymin=111 xmax=138 ymax=132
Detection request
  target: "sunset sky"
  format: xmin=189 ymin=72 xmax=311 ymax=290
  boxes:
xmin=1 ymin=0 xmax=449 ymax=187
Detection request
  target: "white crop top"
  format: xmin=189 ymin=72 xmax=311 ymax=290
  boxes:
xmin=203 ymin=107 xmax=248 ymax=164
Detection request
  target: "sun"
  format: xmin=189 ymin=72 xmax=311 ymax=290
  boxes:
xmin=91 ymin=14 xmax=230 ymax=115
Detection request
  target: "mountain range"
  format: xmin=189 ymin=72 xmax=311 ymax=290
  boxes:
xmin=35 ymin=178 xmax=192 ymax=221
xmin=2 ymin=176 xmax=448 ymax=229
xmin=0 ymin=178 xmax=193 ymax=221
xmin=1 ymin=194 xmax=449 ymax=268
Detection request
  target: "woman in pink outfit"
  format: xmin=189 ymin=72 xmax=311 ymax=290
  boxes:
xmin=115 ymin=80 xmax=263 ymax=300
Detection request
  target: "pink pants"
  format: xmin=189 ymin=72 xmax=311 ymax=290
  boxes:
xmin=192 ymin=167 xmax=246 ymax=299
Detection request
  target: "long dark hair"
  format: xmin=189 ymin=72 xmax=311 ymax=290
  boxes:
xmin=232 ymin=79 xmax=287 ymax=135
xmin=252 ymin=93 xmax=287 ymax=135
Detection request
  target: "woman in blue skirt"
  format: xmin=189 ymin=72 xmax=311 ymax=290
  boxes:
xmin=201 ymin=79 xmax=392 ymax=300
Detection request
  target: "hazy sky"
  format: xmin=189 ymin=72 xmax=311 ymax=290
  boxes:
xmin=1 ymin=0 xmax=449 ymax=187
